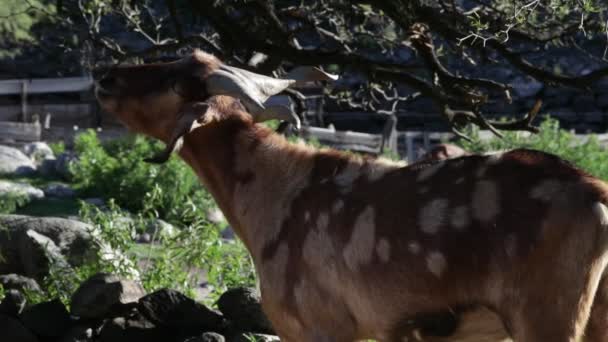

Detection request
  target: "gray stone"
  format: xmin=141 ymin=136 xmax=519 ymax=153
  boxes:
xmin=38 ymin=158 xmax=58 ymax=177
xmin=20 ymin=299 xmax=71 ymax=338
xmin=58 ymin=325 xmax=93 ymax=342
xmin=0 ymin=145 xmax=36 ymax=176
xmin=19 ymin=229 xmax=72 ymax=281
xmin=0 ymin=289 xmax=26 ymax=316
xmin=0 ymin=274 xmax=42 ymax=293
xmin=43 ymin=183 xmax=77 ymax=198
xmin=221 ymin=226 xmax=235 ymax=240
xmin=510 ymin=76 xmax=543 ymax=98
xmin=137 ymin=233 xmax=152 ymax=244
xmin=206 ymin=207 xmax=226 ymax=225
xmin=96 ymin=312 xmax=172 ymax=342
xmin=218 ymin=287 xmax=274 ymax=335
xmin=70 ymin=273 xmax=146 ymax=319
xmin=55 ymin=152 xmax=78 ymax=180
xmin=21 ymin=142 xmax=55 ymax=162
xmin=146 ymin=219 xmax=176 ymax=239
xmin=0 ymin=180 xmax=44 ymax=200
xmin=83 ymin=197 xmax=106 ymax=208
xmin=228 ymin=333 xmax=279 ymax=342
xmin=137 ymin=288 xmax=227 ymax=335
xmin=0 ymin=313 xmax=39 ymax=342
xmin=0 ymin=215 xmax=99 ymax=275
xmin=185 ymin=332 xmax=225 ymax=342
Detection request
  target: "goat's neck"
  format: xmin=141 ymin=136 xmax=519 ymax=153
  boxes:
xmin=179 ymin=120 xmax=316 ymax=257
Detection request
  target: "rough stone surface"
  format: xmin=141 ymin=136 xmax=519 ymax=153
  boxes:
xmin=218 ymin=288 xmax=274 ymax=335
xmin=20 ymin=299 xmax=71 ymax=338
xmin=0 ymin=289 xmax=27 ymax=316
xmin=0 ymin=313 xmax=39 ymax=342
xmin=0 ymin=180 xmax=44 ymax=200
xmin=57 ymin=325 xmax=93 ymax=342
xmin=19 ymin=229 xmax=71 ymax=281
xmin=43 ymin=183 xmax=77 ymax=198
xmin=0 ymin=145 xmax=36 ymax=176
xmin=0 ymin=215 xmax=98 ymax=275
xmin=54 ymin=152 xmax=78 ymax=180
xmin=70 ymin=273 xmax=146 ymax=319
xmin=0 ymin=274 xmax=42 ymax=293
xmin=228 ymin=333 xmax=279 ymax=342
xmin=220 ymin=226 xmax=235 ymax=240
xmin=38 ymin=158 xmax=58 ymax=177
xmin=21 ymin=142 xmax=55 ymax=161
xmin=138 ymin=288 xmax=227 ymax=335
xmin=185 ymin=332 xmax=226 ymax=342
xmin=96 ymin=312 xmax=174 ymax=342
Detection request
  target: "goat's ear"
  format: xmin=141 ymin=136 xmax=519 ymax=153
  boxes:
xmin=144 ymin=102 xmax=210 ymax=164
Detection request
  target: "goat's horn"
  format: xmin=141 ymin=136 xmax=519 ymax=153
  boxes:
xmin=205 ymin=64 xmax=337 ymax=115
xmin=254 ymin=105 xmax=301 ymax=130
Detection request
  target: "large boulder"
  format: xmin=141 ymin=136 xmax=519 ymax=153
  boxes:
xmin=18 ymin=229 xmax=71 ymax=281
xmin=0 ymin=180 xmax=44 ymax=201
xmin=70 ymin=273 xmax=146 ymax=319
xmin=0 ymin=289 xmax=27 ymax=316
xmin=21 ymin=142 xmax=55 ymax=162
xmin=217 ymin=288 xmax=274 ymax=335
xmin=0 ymin=274 xmax=42 ymax=293
xmin=137 ymin=289 xmax=227 ymax=335
xmin=20 ymin=299 xmax=72 ymax=339
xmin=0 ymin=215 xmax=99 ymax=276
xmin=57 ymin=325 xmax=93 ymax=342
xmin=185 ymin=332 xmax=225 ymax=342
xmin=54 ymin=152 xmax=78 ymax=180
xmin=0 ymin=313 xmax=39 ymax=342
xmin=96 ymin=312 xmax=175 ymax=342
xmin=43 ymin=183 xmax=76 ymax=198
xmin=0 ymin=145 xmax=36 ymax=176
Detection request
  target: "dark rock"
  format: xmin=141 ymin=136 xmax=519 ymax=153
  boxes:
xmin=22 ymin=142 xmax=55 ymax=162
xmin=228 ymin=333 xmax=279 ymax=342
xmin=0 ymin=274 xmax=42 ymax=293
xmin=0 ymin=180 xmax=44 ymax=201
xmin=96 ymin=311 xmax=175 ymax=342
xmin=184 ymin=332 xmax=225 ymax=342
xmin=0 ymin=313 xmax=39 ymax=342
xmin=57 ymin=325 xmax=93 ymax=342
xmin=55 ymin=152 xmax=78 ymax=180
xmin=71 ymin=273 xmax=146 ymax=319
xmin=217 ymin=288 xmax=274 ymax=335
xmin=19 ymin=229 xmax=72 ymax=282
xmin=20 ymin=299 xmax=71 ymax=338
xmin=137 ymin=233 xmax=152 ymax=243
xmin=43 ymin=183 xmax=77 ymax=198
xmin=138 ymin=288 xmax=227 ymax=335
xmin=38 ymin=158 xmax=58 ymax=178
xmin=0 ymin=289 xmax=26 ymax=316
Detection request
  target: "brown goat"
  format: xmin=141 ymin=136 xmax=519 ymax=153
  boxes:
xmin=94 ymin=50 xmax=608 ymax=342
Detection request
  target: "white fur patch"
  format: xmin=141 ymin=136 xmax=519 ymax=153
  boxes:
xmin=529 ymin=179 xmax=563 ymax=202
xmin=376 ymin=238 xmax=391 ymax=262
xmin=426 ymin=251 xmax=447 ymax=277
xmin=408 ymin=241 xmax=421 ymax=255
xmin=450 ymin=205 xmax=470 ymax=231
xmin=472 ymin=180 xmax=500 ymax=224
xmin=420 ymin=199 xmax=449 ymax=234
xmin=417 ymin=162 xmax=444 ymax=182
xmin=343 ymin=206 xmax=376 ymax=270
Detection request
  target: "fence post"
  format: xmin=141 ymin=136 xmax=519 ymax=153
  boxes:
xmin=405 ymin=132 xmax=415 ymax=163
xmin=21 ymin=81 xmax=28 ymax=122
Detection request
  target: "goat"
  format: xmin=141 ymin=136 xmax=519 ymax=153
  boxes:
xmin=94 ymin=50 xmax=608 ymax=341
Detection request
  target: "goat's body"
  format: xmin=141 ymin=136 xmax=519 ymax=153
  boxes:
xmin=175 ymin=107 xmax=608 ymax=341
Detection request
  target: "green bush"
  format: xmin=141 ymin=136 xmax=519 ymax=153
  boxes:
xmin=457 ymin=117 xmax=608 ymax=180
xmin=70 ymin=130 xmax=213 ymax=225
xmin=0 ymin=193 xmax=28 ymax=214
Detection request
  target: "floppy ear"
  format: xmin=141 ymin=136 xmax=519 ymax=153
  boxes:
xmin=144 ymin=102 xmax=210 ymax=164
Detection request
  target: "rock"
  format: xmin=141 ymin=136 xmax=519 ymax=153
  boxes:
xmin=20 ymin=299 xmax=71 ymax=338
xmin=185 ymin=332 xmax=226 ymax=342
xmin=0 ymin=215 xmax=99 ymax=274
xmin=96 ymin=312 xmax=174 ymax=342
xmin=206 ymin=207 xmax=226 ymax=225
xmin=55 ymin=152 xmax=78 ymax=180
xmin=21 ymin=142 xmax=55 ymax=162
xmin=0 ymin=313 xmax=39 ymax=342
xmin=0 ymin=180 xmax=44 ymax=200
xmin=19 ymin=229 xmax=71 ymax=281
xmin=228 ymin=333 xmax=279 ymax=342
xmin=146 ymin=219 xmax=176 ymax=239
xmin=511 ymin=76 xmax=543 ymax=98
xmin=43 ymin=183 xmax=77 ymax=198
xmin=137 ymin=233 xmax=152 ymax=244
xmin=0 ymin=274 xmax=42 ymax=293
xmin=83 ymin=197 xmax=106 ymax=209
xmin=220 ymin=226 xmax=235 ymax=240
xmin=0 ymin=145 xmax=36 ymax=176
xmin=0 ymin=289 xmax=26 ymax=316
xmin=38 ymin=157 xmax=58 ymax=177
xmin=70 ymin=273 xmax=145 ymax=319
xmin=58 ymin=325 xmax=93 ymax=342
xmin=218 ymin=288 xmax=274 ymax=335
xmin=138 ymin=289 xmax=227 ymax=335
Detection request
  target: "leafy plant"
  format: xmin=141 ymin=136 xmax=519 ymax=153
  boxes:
xmin=0 ymin=193 xmax=28 ymax=214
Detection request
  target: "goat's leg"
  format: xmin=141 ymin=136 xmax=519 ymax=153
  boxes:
xmin=586 ymin=277 xmax=608 ymax=342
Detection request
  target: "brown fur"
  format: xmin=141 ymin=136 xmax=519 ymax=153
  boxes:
xmin=95 ymin=52 xmax=608 ymax=341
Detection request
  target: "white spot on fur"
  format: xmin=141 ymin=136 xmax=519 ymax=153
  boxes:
xmin=317 ymin=212 xmax=329 ymax=230
xmin=343 ymin=206 xmax=376 ymax=270
xmin=420 ymin=199 xmax=449 ymax=234
xmin=450 ymin=206 xmax=470 ymax=231
xmin=426 ymin=251 xmax=447 ymax=277
xmin=417 ymin=162 xmax=444 ymax=182
xmin=529 ymin=179 xmax=563 ymax=202
xmin=408 ymin=241 xmax=421 ymax=255
xmin=332 ymin=200 xmax=344 ymax=214
xmin=472 ymin=180 xmax=500 ymax=224
xmin=376 ymin=238 xmax=391 ymax=262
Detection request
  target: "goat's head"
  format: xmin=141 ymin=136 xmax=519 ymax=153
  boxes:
xmin=93 ymin=49 xmax=337 ymax=160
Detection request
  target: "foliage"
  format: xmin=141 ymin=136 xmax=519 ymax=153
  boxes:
xmin=0 ymin=0 xmax=55 ymax=58
xmin=0 ymin=193 xmax=28 ymax=214
xmin=49 ymin=141 xmax=65 ymax=156
xmin=458 ymin=117 xmax=608 ymax=180
xmin=70 ymin=129 xmax=213 ymax=225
